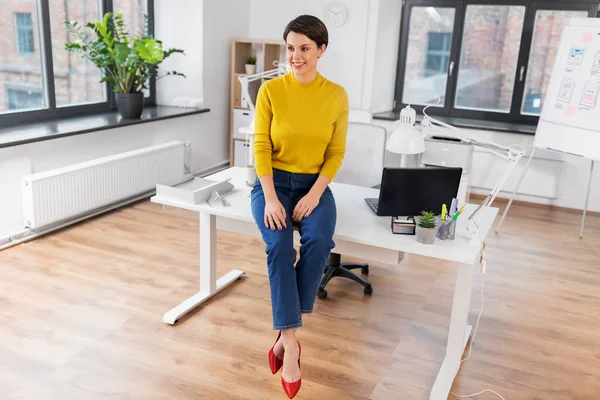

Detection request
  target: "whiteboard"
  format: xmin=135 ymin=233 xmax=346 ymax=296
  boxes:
xmin=534 ymin=18 xmax=600 ymax=161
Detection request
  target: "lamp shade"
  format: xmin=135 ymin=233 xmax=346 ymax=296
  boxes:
xmin=386 ymin=123 xmax=426 ymax=154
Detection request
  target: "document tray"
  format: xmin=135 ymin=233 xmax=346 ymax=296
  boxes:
xmin=155 ymin=174 xmax=234 ymax=205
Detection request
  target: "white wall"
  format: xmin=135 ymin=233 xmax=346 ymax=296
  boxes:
xmin=248 ymin=0 xmax=375 ymax=110
xmin=371 ymin=0 xmax=402 ymax=113
xmin=200 ymin=0 xmax=251 ymax=163
xmin=155 ymin=0 xmax=204 ymax=107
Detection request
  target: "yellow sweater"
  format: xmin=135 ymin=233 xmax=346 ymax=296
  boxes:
xmin=253 ymin=71 xmax=349 ymax=180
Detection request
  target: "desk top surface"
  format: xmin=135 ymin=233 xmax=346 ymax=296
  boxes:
xmin=151 ymin=167 xmax=498 ymax=265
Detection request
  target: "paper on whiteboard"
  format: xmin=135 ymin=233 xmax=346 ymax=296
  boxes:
xmin=591 ymin=50 xmax=600 ymax=77
xmin=557 ymin=78 xmax=575 ymax=103
xmin=579 ymin=80 xmax=599 ymax=109
xmin=566 ymin=46 xmax=586 ymax=71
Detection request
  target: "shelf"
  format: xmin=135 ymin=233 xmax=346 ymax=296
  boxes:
xmin=229 ymin=38 xmax=286 ymax=167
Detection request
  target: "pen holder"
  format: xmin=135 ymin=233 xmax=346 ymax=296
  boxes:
xmin=436 ymin=218 xmax=457 ymax=240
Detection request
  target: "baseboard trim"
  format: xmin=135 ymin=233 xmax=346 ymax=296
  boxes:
xmin=469 ymin=193 xmax=600 ymax=217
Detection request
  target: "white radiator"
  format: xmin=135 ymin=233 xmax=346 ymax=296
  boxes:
xmin=470 ymin=150 xmax=564 ymax=199
xmin=21 ymin=141 xmax=187 ymax=229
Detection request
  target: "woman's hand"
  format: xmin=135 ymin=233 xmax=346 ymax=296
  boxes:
xmin=292 ymin=192 xmax=321 ymax=223
xmin=265 ymin=199 xmax=287 ymax=231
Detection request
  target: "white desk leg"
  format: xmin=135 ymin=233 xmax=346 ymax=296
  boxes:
xmin=163 ymin=212 xmax=245 ymax=325
xmin=430 ymin=263 xmax=473 ymax=400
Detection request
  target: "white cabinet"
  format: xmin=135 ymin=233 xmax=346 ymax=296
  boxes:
xmin=233 ymin=109 xmax=252 ymax=140
xmin=233 ymin=140 xmax=250 ymax=167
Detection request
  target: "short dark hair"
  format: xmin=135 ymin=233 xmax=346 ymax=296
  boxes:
xmin=283 ymin=15 xmax=328 ymax=49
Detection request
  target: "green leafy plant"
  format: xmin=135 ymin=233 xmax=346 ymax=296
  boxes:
xmin=64 ymin=12 xmax=185 ymax=94
xmin=246 ymin=55 xmax=257 ymax=65
xmin=417 ymin=211 xmax=437 ymax=229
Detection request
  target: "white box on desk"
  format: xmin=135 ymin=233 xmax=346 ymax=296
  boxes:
xmin=155 ymin=174 xmax=234 ymax=205
xmin=422 ymin=135 xmax=473 ymax=173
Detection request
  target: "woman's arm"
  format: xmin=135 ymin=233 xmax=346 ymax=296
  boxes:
xmin=254 ymin=84 xmax=274 ymax=176
xmin=319 ymin=88 xmax=349 ymax=181
xmin=254 ymin=83 xmax=287 ymax=230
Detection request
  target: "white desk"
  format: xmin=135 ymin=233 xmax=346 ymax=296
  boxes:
xmin=151 ymin=166 xmax=498 ymax=400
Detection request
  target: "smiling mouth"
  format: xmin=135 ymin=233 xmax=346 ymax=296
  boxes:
xmin=291 ymin=62 xmax=306 ymax=68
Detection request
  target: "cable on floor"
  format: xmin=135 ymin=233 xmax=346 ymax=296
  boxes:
xmin=449 ymin=243 xmax=506 ymax=400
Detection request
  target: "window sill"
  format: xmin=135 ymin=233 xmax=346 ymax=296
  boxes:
xmin=373 ymin=110 xmax=537 ymax=135
xmin=0 ymin=106 xmax=210 ymax=149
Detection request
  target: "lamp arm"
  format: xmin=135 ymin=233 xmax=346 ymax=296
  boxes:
xmin=426 ymin=122 xmax=510 ymax=160
xmin=425 ymin=115 xmax=512 ymax=153
xmin=467 ymin=156 xmax=522 ymax=244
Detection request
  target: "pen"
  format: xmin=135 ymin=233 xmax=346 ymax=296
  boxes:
xmin=450 ymin=205 xmax=465 ymax=221
xmin=450 ymin=198 xmax=457 ymax=216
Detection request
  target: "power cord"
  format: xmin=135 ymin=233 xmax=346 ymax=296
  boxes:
xmin=449 ymin=243 xmax=506 ymax=400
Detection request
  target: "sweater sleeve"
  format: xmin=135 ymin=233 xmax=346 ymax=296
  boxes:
xmin=320 ymin=87 xmax=349 ymax=181
xmin=253 ymin=83 xmax=273 ymax=178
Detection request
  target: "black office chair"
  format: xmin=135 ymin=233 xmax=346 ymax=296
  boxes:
xmin=317 ymin=253 xmax=372 ymax=299
xmin=316 ymin=119 xmax=387 ymax=299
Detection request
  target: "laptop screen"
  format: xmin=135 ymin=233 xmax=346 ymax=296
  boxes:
xmin=375 ymin=167 xmax=462 ymax=217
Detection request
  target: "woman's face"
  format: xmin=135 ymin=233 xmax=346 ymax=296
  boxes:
xmin=286 ymin=31 xmax=325 ymax=78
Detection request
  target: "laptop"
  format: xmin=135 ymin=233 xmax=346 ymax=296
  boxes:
xmin=365 ymin=167 xmax=463 ymax=217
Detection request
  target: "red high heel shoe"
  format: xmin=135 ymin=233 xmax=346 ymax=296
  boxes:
xmin=281 ymin=341 xmax=301 ymax=399
xmin=268 ymin=331 xmax=283 ymax=374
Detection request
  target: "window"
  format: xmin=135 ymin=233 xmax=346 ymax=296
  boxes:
xmin=0 ymin=0 xmax=155 ymax=126
xmin=401 ymin=6 xmax=456 ymax=107
xmin=15 ymin=13 xmax=35 ymax=54
xmin=394 ymin=0 xmax=598 ymax=127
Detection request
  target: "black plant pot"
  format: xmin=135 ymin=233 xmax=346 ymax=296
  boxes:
xmin=115 ymin=92 xmax=144 ymax=119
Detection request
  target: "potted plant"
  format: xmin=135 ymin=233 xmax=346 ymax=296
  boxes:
xmin=416 ymin=211 xmax=437 ymax=244
xmin=65 ymin=12 xmax=185 ymax=119
xmin=245 ymin=55 xmax=257 ymax=75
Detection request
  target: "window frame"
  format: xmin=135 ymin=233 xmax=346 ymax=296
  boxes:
xmin=0 ymin=0 xmax=156 ymax=128
xmin=393 ymin=0 xmax=600 ymax=128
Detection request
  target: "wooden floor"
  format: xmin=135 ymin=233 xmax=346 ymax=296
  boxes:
xmin=0 ymin=198 xmax=599 ymax=400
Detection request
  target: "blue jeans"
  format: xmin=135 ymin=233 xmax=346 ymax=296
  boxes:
xmin=250 ymin=169 xmax=337 ymax=330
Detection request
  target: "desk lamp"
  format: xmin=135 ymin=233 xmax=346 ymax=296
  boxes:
xmin=394 ymin=97 xmax=526 ymax=243
xmin=238 ymin=62 xmax=290 ymax=185
xmin=385 ymin=105 xmax=426 ymax=167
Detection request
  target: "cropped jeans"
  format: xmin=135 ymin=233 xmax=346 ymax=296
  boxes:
xmin=250 ymin=168 xmax=336 ymax=330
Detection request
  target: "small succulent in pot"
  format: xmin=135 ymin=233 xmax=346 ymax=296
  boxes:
xmin=416 ymin=210 xmax=437 ymax=244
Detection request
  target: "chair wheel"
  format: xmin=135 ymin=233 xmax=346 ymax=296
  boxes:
xmin=317 ymin=288 xmax=328 ymax=299
xmin=364 ymin=285 xmax=373 ymax=295
xmin=361 ymin=266 xmax=369 ymax=276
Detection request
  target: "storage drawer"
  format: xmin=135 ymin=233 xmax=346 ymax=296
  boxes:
xmin=422 ymin=135 xmax=473 ymax=173
xmin=233 ymin=139 xmax=251 ymax=167
xmin=233 ymin=109 xmax=252 ymax=140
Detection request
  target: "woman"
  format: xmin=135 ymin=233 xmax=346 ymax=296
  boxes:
xmin=250 ymin=14 xmax=349 ymax=399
